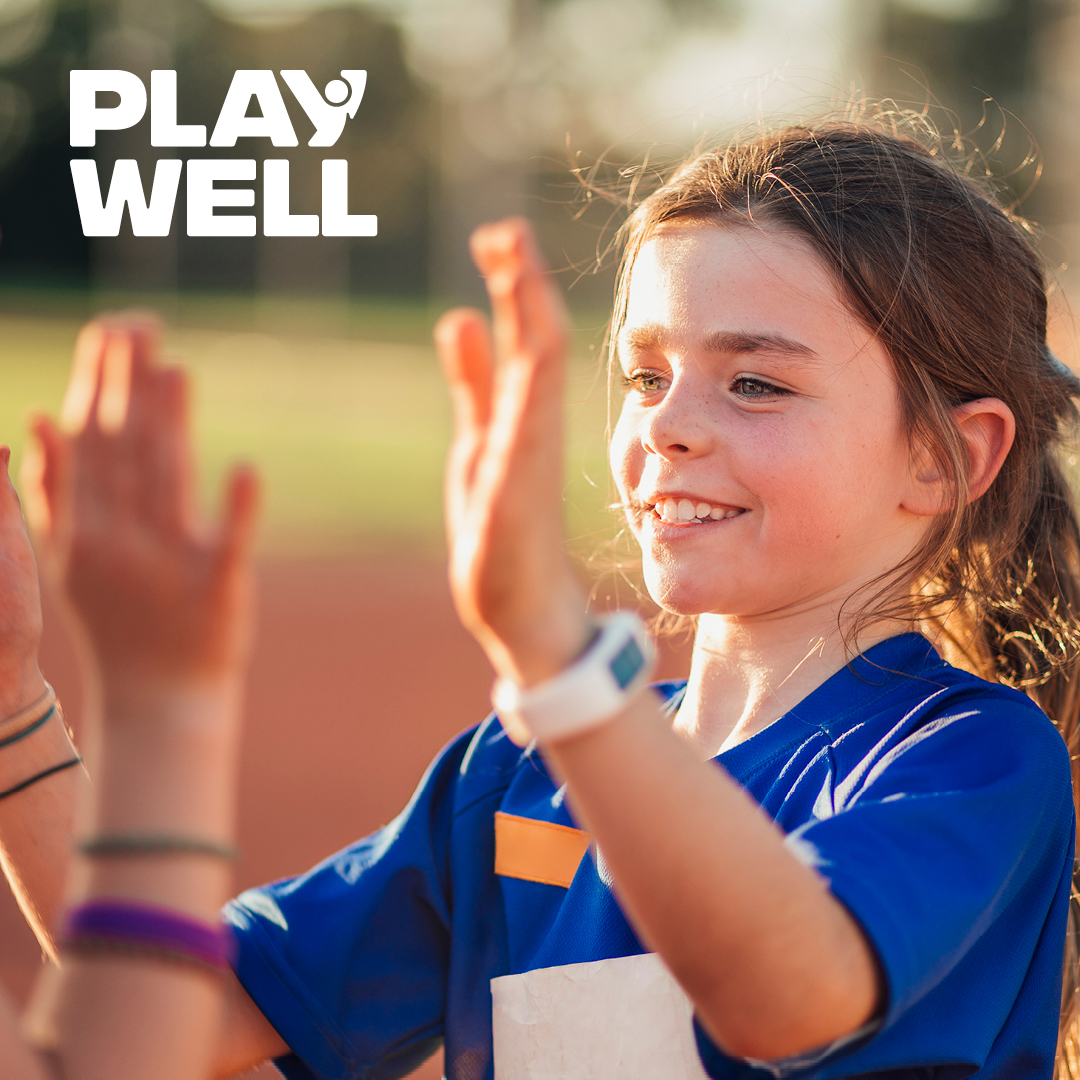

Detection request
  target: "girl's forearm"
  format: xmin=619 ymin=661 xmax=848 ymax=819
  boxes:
xmin=543 ymin=690 xmax=879 ymax=1062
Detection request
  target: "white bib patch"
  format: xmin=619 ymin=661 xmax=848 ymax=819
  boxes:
xmin=491 ymin=952 xmax=711 ymax=1079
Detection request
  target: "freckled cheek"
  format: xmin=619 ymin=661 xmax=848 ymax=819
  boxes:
xmin=608 ymin=410 xmax=643 ymax=500
xmin=738 ymin=428 xmax=861 ymax=535
xmin=754 ymin=425 xmax=905 ymax=551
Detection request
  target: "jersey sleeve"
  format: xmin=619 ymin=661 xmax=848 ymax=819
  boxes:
xmin=696 ymin=690 xmax=1075 ymax=1079
xmin=222 ymin=727 xmax=476 ymax=1080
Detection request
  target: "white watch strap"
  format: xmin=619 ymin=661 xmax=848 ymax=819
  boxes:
xmin=492 ymin=611 xmax=656 ymax=743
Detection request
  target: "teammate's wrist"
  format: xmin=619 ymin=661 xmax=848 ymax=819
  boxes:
xmin=100 ymin=673 xmax=243 ymax=729
xmin=0 ymin=662 xmax=48 ymax=727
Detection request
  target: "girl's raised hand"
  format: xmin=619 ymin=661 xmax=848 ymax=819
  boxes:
xmin=21 ymin=314 xmax=259 ymax=702
xmin=434 ymin=219 xmax=592 ymax=711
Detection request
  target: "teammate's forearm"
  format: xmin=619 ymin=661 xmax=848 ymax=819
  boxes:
xmin=0 ymin=706 xmax=84 ymax=956
xmin=48 ymin=683 xmax=242 ymax=1080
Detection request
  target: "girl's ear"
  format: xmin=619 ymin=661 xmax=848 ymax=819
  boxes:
xmin=902 ymin=398 xmax=1016 ymax=517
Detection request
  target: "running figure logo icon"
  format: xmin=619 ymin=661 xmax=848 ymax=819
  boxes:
xmin=280 ymin=71 xmax=367 ymax=147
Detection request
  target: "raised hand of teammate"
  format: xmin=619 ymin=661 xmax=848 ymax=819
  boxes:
xmin=22 ymin=314 xmax=259 ymax=699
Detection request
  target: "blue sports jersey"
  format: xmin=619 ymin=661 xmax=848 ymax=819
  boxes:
xmin=224 ymin=633 xmax=1075 ymax=1079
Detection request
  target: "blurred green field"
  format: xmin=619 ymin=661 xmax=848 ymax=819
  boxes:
xmin=0 ymin=292 xmax=618 ymax=557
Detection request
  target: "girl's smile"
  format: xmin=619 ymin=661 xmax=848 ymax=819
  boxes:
xmin=611 ymin=221 xmax=931 ymax=622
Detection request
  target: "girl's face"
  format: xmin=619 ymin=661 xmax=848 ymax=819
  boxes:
xmin=610 ymin=222 xmax=932 ymax=620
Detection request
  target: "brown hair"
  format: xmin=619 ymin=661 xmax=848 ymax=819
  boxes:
xmin=607 ymin=116 xmax=1080 ymax=1073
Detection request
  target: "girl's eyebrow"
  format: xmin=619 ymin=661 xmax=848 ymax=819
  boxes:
xmin=703 ymin=329 xmax=820 ymax=360
xmin=622 ymin=324 xmax=820 ymax=361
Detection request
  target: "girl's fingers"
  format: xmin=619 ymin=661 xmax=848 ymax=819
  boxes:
xmin=435 ymin=308 xmax=496 ymax=435
xmin=470 ymin=218 xmax=569 ymax=380
xmin=436 ymin=308 xmax=496 ymax=527
xmin=470 ymin=219 xmax=569 ymax=490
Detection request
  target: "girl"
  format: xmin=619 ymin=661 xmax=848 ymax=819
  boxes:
xmin=8 ymin=114 xmax=1080 ymax=1079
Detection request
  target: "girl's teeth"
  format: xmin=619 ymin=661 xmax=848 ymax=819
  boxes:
xmin=651 ymin=499 xmax=744 ymax=523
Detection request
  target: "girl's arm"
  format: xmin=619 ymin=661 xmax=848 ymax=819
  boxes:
xmin=434 ymin=219 xmax=879 ymax=1061
xmin=13 ymin=315 xmax=267 ymax=1079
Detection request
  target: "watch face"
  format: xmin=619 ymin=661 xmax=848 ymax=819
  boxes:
xmin=608 ymin=636 xmax=646 ymax=690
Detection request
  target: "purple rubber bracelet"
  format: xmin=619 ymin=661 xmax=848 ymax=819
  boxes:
xmin=62 ymin=899 xmax=234 ymax=970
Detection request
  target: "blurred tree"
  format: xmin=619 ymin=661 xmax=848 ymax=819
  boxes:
xmin=0 ymin=0 xmax=92 ymax=285
xmin=871 ymin=0 xmax=1064 ymax=217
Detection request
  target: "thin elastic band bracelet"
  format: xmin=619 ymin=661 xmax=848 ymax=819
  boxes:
xmin=77 ymin=835 xmax=238 ymax=861
xmin=0 ymin=685 xmax=58 ymax=750
xmin=62 ymin=898 xmax=234 ymax=974
xmin=0 ymin=756 xmax=83 ymax=802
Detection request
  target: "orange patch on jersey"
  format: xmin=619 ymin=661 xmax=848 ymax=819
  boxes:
xmin=494 ymin=811 xmax=592 ymax=888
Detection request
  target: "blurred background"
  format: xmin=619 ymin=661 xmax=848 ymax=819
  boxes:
xmin=0 ymin=0 xmax=1073 ymax=555
xmin=0 ymin=0 xmax=1079 ymax=1076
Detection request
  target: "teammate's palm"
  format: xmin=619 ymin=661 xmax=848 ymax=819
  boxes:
xmin=22 ymin=316 xmax=259 ymax=693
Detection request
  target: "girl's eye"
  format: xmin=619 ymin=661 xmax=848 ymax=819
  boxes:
xmin=621 ymin=370 xmax=667 ymax=395
xmin=731 ymin=376 xmax=789 ymax=400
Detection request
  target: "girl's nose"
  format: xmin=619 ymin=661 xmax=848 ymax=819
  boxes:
xmin=643 ymin=433 xmax=690 ymax=456
xmin=641 ymin=388 xmax=710 ymax=459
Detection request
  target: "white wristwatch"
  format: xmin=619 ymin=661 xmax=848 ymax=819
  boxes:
xmin=492 ymin=611 xmax=656 ymax=744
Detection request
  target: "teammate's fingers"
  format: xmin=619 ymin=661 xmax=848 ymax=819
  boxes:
xmin=0 ymin=448 xmax=30 ymax=532
xmin=105 ymin=310 xmax=161 ymax=371
xmin=96 ymin=329 xmax=134 ymax=435
xmin=215 ymin=464 xmax=261 ymax=576
xmin=60 ymin=321 xmax=108 ymax=434
xmin=21 ymin=416 xmax=70 ymax=543
xmin=0 ymin=450 xmax=39 ymax=585
xmin=111 ymin=312 xmax=166 ymax=441
xmin=144 ymin=366 xmax=196 ymax=529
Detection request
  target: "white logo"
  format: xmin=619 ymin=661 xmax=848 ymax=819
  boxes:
xmin=279 ymin=71 xmax=366 ymax=147
xmin=68 ymin=69 xmax=376 ymax=238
